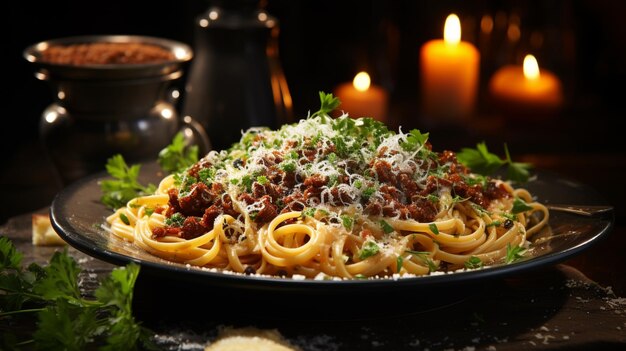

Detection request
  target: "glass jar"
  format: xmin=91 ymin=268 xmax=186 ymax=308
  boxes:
xmin=24 ymin=35 xmax=210 ymax=186
xmin=182 ymin=0 xmax=292 ymax=151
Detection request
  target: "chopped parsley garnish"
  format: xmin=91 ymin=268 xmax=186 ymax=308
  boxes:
xmin=165 ymin=213 xmax=185 ymax=227
xmin=198 ymin=167 xmax=216 ymax=184
xmin=256 ymin=175 xmax=269 ymax=186
xmin=405 ymin=250 xmax=438 ymax=272
xmin=486 ymin=220 xmax=501 ymax=227
xmin=505 ymin=243 xmax=527 ymax=264
xmin=428 ymin=223 xmax=439 ymax=235
xmin=340 ymin=215 xmax=354 ymax=231
xmin=279 ymin=161 xmax=296 ymax=172
xmin=464 ymin=256 xmax=483 ymax=269
xmin=362 ymin=187 xmax=376 ymax=199
xmin=380 ymin=220 xmax=394 ymax=234
xmin=241 ymin=175 xmax=253 ymax=192
xmin=119 ymin=213 xmax=130 ymax=225
xmin=302 ymin=208 xmax=317 ymax=217
xmin=358 ymin=241 xmax=380 ymax=259
xmin=427 ymin=194 xmax=439 ymax=203
xmin=396 ymin=255 xmax=404 ymax=272
xmin=501 ymin=212 xmax=517 ymax=222
xmin=511 ymin=197 xmax=533 ymax=214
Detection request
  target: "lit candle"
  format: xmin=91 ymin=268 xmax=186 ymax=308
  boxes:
xmin=333 ymin=71 xmax=388 ymax=121
xmin=420 ymin=14 xmax=480 ymax=124
xmin=488 ymin=54 xmax=563 ymax=118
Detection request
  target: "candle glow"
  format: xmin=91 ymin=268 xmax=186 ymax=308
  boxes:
xmin=420 ymin=13 xmax=480 ymax=124
xmin=488 ymin=53 xmax=563 ymax=118
xmin=523 ymin=54 xmax=540 ymax=80
xmin=353 ymin=72 xmax=371 ymax=92
xmin=444 ymin=14 xmax=461 ymax=45
xmin=333 ymin=71 xmax=388 ymax=121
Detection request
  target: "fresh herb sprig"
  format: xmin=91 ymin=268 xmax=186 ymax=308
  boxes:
xmin=0 ymin=236 xmax=155 ymax=350
xmin=157 ymin=132 xmax=199 ymax=174
xmin=99 ymin=155 xmax=156 ymax=210
xmin=310 ymin=91 xmax=341 ymax=119
xmin=457 ymin=142 xmax=531 ymax=183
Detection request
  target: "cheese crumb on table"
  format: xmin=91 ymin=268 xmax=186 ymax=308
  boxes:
xmin=205 ymin=327 xmax=299 ymax=351
xmin=32 ymin=214 xmax=66 ymax=246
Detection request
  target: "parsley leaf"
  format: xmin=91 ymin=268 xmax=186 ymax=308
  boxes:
xmin=405 ymin=250 xmax=438 ymax=272
xmin=340 ymin=215 xmax=354 ymax=231
xmin=99 ymin=155 xmax=156 ymax=210
xmin=158 ymin=131 xmax=199 ymax=174
xmin=96 ymin=263 xmax=142 ymax=350
xmin=457 ymin=142 xmax=532 ymax=183
xmin=33 ymin=249 xmax=82 ymax=304
xmin=505 ymin=243 xmax=527 ymax=264
xmin=0 ymin=236 xmax=22 ymax=270
xmin=457 ymin=142 xmax=505 ymax=175
xmin=310 ymin=91 xmax=341 ymax=119
xmin=33 ymin=298 xmax=98 ymax=350
xmin=358 ymin=241 xmax=380 ymax=259
xmin=0 ymin=237 xmax=154 ymax=350
xmin=464 ymin=256 xmax=483 ymax=269
xmin=428 ymin=223 xmax=439 ymax=235
xmin=512 ymin=197 xmax=533 ymax=214
xmin=401 ymin=129 xmax=429 ymax=152
xmin=165 ymin=213 xmax=185 ymax=227
xmin=379 ymin=220 xmax=394 ymax=234
xmin=504 ymin=144 xmax=532 ymax=183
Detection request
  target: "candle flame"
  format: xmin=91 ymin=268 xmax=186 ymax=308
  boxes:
xmin=353 ymin=71 xmax=371 ymax=92
xmin=444 ymin=14 xmax=461 ymax=45
xmin=523 ymin=54 xmax=540 ymax=80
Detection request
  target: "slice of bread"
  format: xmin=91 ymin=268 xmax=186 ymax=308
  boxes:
xmin=32 ymin=214 xmax=66 ymax=246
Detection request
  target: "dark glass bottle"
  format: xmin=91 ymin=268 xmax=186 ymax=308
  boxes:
xmin=182 ymin=0 xmax=292 ymax=151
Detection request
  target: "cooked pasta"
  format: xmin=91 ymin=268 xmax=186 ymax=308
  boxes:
xmin=105 ymin=111 xmax=548 ymax=279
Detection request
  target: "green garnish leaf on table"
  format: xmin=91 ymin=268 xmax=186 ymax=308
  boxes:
xmin=32 ymin=250 xmax=82 ymax=304
xmin=100 ymin=155 xmax=156 ymax=210
xmin=158 ymin=131 xmax=199 ymax=174
xmin=457 ymin=142 xmax=532 ymax=183
xmin=0 ymin=236 xmax=154 ymax=350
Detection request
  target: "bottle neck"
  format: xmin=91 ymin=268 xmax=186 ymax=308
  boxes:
xmin=196 ymin=0 xmax=278 ymax=30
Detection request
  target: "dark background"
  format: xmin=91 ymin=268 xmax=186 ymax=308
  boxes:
xmin=5 ymin=0 xmax=626 ymax=226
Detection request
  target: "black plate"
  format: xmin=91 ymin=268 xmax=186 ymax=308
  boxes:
xmin=50 ymin=162 xmax=614 ymax=296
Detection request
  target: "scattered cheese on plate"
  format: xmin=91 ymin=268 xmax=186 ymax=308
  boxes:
xmin=32 ymin=214 xmax=66 ymax=246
